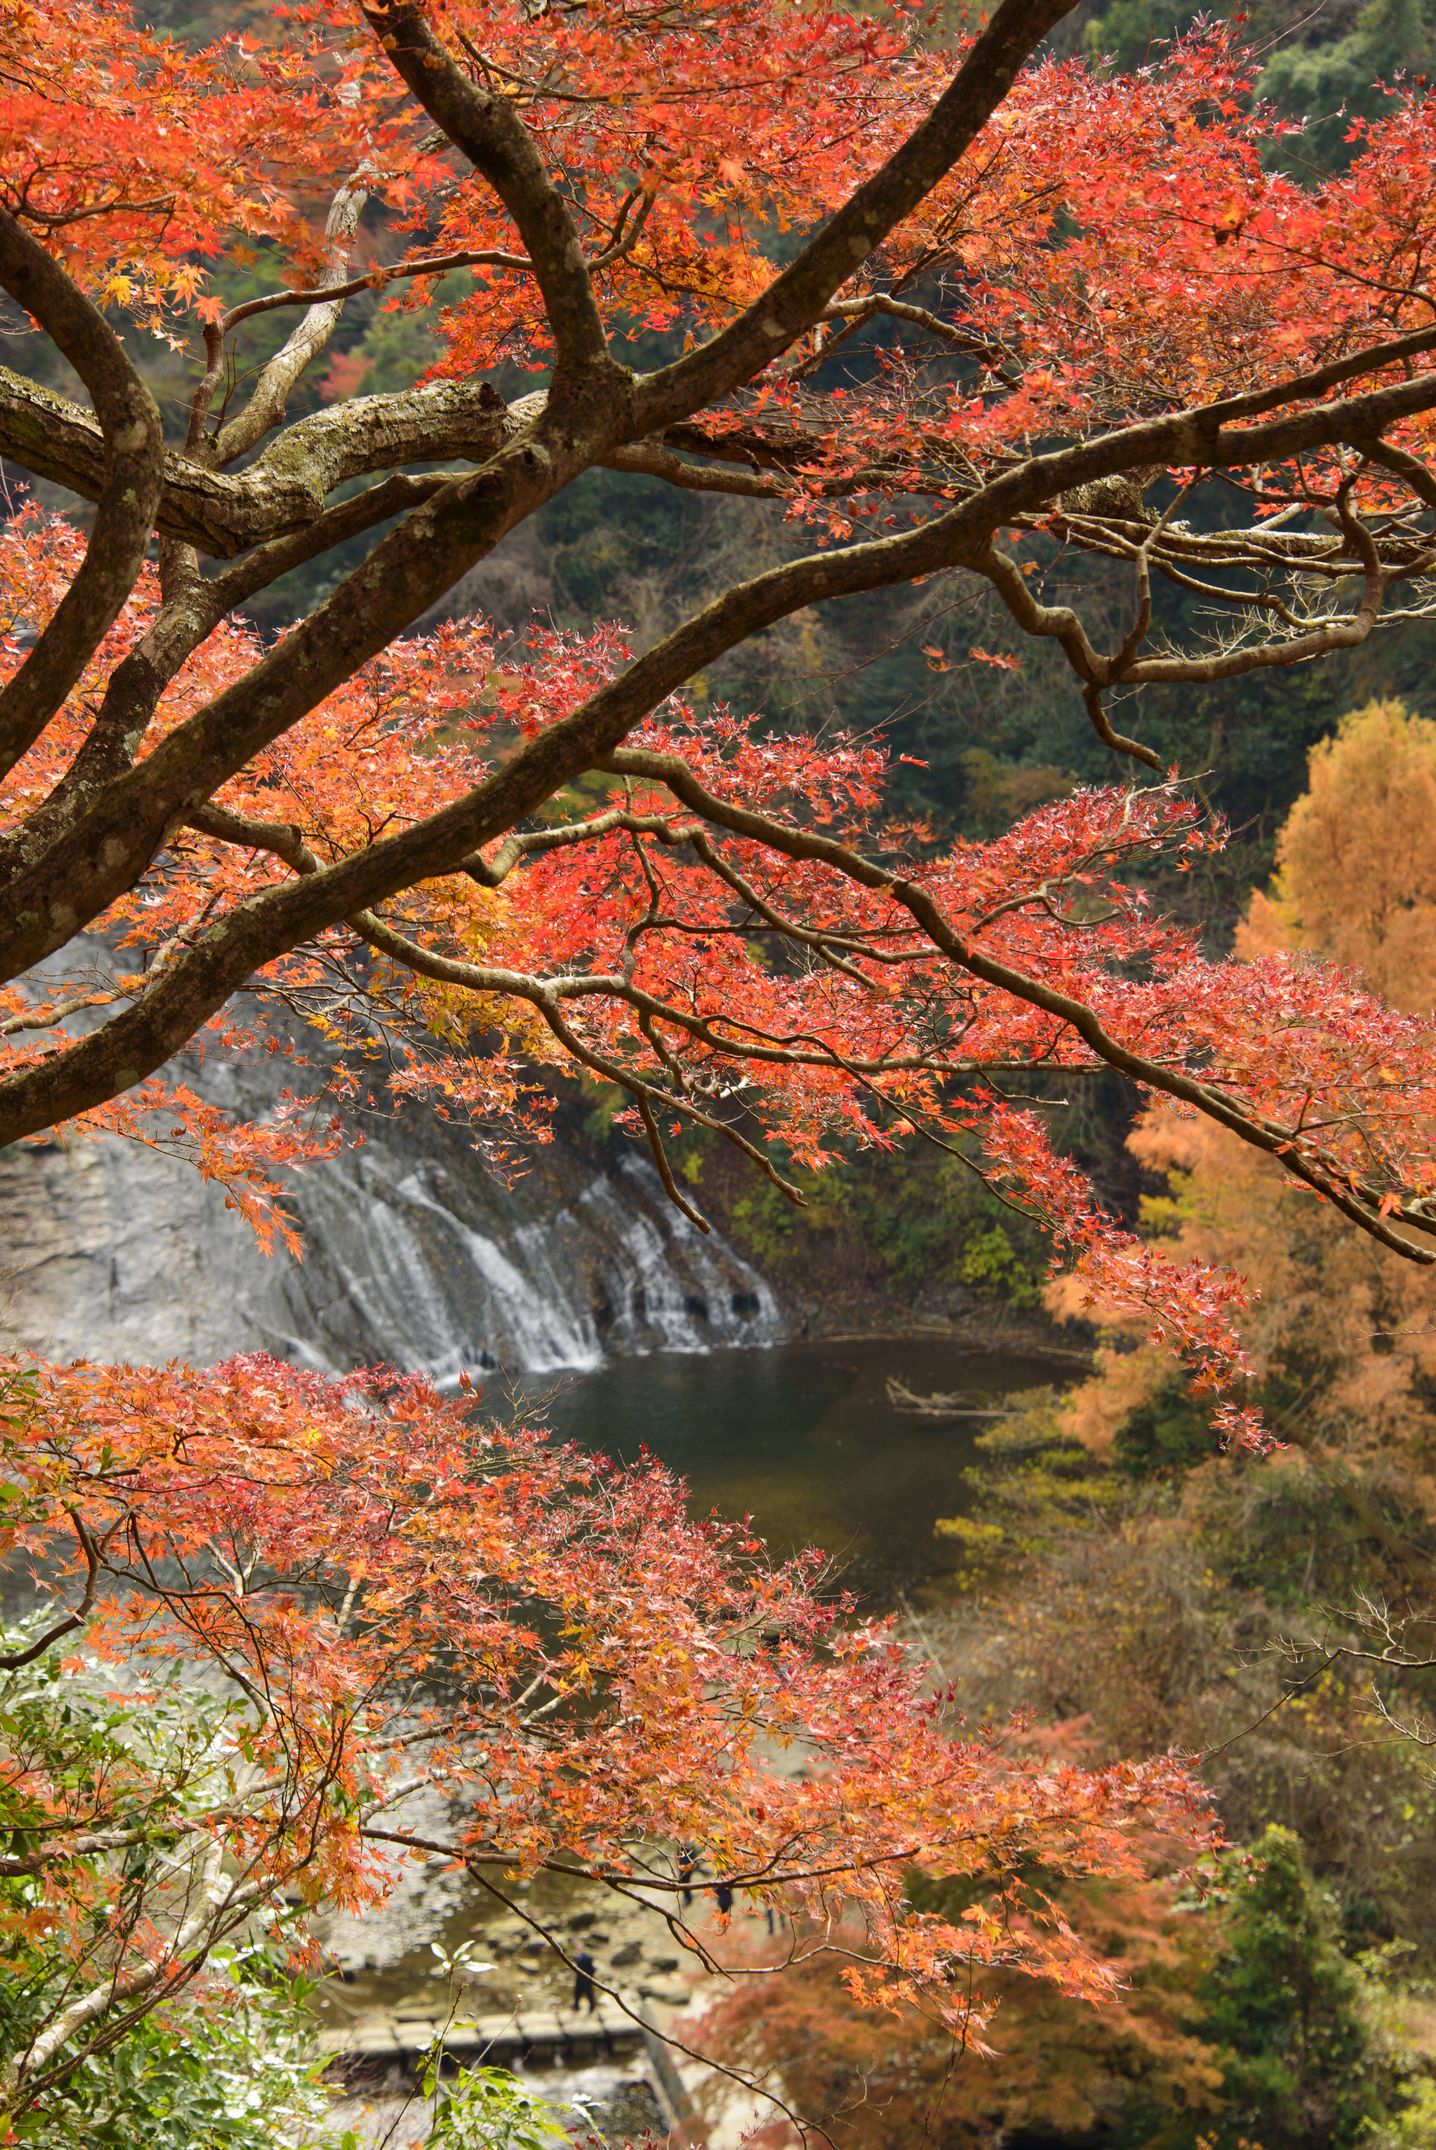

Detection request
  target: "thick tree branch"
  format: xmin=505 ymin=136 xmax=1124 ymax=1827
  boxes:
xmin=0 ymin=367 xmax=524 ymax=555
xmin=6 ymin=338 xmax=1436 ymax=1138
xmin=0 ymin=208 xmax=163 ymax=777
xmin=0 ymin=441 xmax=570 ymax=977
xmin=633 ymin=0 xmax=1076 ymax=430
xmin=363 ymin=1 xmax=618 ymax=390
xmin=7 ymin=477 xmax=446 ymax=879
xmin=4 ymin=311 xmax=1434 ymax=567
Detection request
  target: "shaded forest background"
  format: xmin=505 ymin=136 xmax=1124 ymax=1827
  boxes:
xmin=6 ymin=1 xmax=1436 ymax=2143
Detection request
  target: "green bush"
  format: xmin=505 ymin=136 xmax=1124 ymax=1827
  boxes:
xmin=1111 ymin=1375 xmax=1215 ymax=1480
xmin=1196 ymin=1825 xmax=1382 ymax=2150
xmin=727 ymin=1143 xmax=1048 ymax=1309
xmin=6 ymin=1940 xmax=333 ymax=2150
xmin=0 ymin=1625 xmax=332 ymax=2150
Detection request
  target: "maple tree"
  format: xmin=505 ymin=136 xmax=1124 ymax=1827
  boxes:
xmin=689 ymin=1867 xmax=1225 ymax=2148
xmin=0 ymin=1355 xmax=1204 ymax=2123
xmin=690 ymin=1823 xmax=1394 ymax=2149
xmin=4 ymin=0 xmax=1436 ymax=2123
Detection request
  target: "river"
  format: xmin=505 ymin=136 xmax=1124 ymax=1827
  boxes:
xmin=542 ymin=1335 xmax=1067 ymax=1603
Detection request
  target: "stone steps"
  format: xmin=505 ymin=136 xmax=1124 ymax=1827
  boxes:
xmin=321 ymin=2003 xmax=641 ymax=2063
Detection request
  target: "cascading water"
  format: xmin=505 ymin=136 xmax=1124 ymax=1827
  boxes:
xmin=236 ymin=1141 xmax=782 ymax=1382
xmin=0 ymin=1041 xmax=782 ymax=1376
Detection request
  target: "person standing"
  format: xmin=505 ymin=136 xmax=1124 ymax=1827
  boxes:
xmin=572 ymin=1947 xmax=598 ymax=2013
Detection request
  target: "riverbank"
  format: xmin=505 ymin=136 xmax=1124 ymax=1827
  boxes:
xmin=785 ymin=1303 xmax=1092 ymax=1359
xmin=315 ymin=1831 xmax=785 ymax=2146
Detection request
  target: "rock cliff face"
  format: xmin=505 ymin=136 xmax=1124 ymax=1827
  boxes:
xmin=0 ymin=1041 xmax=782 ymax=1375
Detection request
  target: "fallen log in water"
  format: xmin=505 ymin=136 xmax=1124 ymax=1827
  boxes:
xmin=884 ymin=1377 xmax=1025 ymax=1418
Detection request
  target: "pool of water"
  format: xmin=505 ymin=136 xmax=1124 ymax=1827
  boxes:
xmin=538 ymin=1336 xmax=1069 ymax=1606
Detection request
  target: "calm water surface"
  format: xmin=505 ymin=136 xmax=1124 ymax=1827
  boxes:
xmin=541 ymin=1336 xmax=1068 ymax=1605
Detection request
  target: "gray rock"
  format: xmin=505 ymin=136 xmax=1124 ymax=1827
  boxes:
xmin=0 ymin=967 xmax=782 ymax=1378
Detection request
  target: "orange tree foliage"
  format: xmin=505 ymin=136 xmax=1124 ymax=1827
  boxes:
xmin=690 ymin=1822 xmax=1393 ymax=2150
xmin=0 ymin=1356 xmax=1206 ymax=2122
xmin=689 ymin=1871 xmax=1225 ymax=2149
xmin=4 ymin=0 xmax=1436 ymax=2117
xmin=1061 ymin=701 xmax=1436 ymax=1475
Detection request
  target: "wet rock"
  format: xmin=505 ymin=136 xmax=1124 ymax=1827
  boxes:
xmin=0 ymin=977 xmax=783 ymax=1378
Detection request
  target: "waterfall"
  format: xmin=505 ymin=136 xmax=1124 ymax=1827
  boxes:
xmin=235 ymin=1142 xmax=782 ymax=1383
xmin=0 ymin=1071 xmax=783 ymax=1379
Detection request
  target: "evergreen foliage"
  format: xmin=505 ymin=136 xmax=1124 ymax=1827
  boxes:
xmin=1197 ymin=1826 xmax=1382 ymax=2150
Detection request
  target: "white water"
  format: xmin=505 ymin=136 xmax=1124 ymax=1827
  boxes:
xmin=260 ymin=1146 xmax=782 ymax=1382
xmin=0 ymin=1064 xmax=782 ymax=1377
